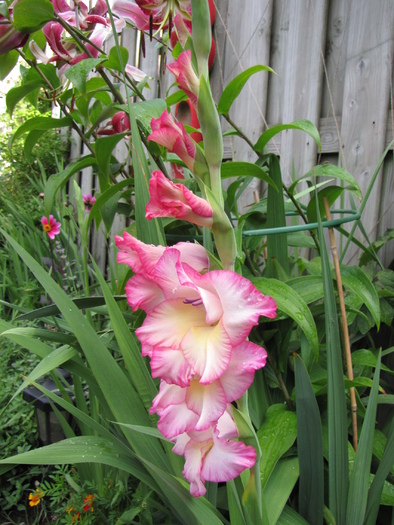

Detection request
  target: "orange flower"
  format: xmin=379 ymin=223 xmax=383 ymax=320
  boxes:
xmin=28 ymin=488 xmax=44 ymax=507
xmin=83 ymin=494 xmax=95 ymax=512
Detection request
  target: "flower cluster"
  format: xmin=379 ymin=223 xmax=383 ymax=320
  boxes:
xmin=115 ymin=234 xmax=276 ymax=496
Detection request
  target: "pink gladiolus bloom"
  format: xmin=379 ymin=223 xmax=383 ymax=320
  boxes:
xmin=149 ymin=110 xmax=196 ymax=171
xmin=167 ymin=50 xmax=199 ymax=106
xmin=150 ymin=340 xmax=267 ymax=436
xmin=135 ymin=248 xmax=276 ymax=384
xmin=172 ymin=410 xmax=257 ymax=497
xmin=146 ymin=171 xmax=213 ymax=228
xmin=83 ymin=194 xmax=96 ymax=211
xmin=41 ymin=215 xmax=61 ymax=239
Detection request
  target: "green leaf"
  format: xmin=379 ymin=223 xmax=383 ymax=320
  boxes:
xmin=44 ymin=156 xmax=97 ymax=216
xmin=92 ymin=259 xmax=157 ymax=413
xmin=306 ymin=185 xmax=344 ymax=223
xmin=16 ymin=295 xmax=126 ymax=321
xmin=94 ymin=132 xmax=129 ymax=190
xmin=364 ymin=418 xmax=394 ymax=524
xmin=318 ymin=209 xmax=348 ymax=524
xmin=218 ymin=65 xmax=275 ymax=115
xmin=129 ymin=103 xmax=165 ymax=245
xmin=0 ymin=50 xmax=19 ymax=81
xmin=6 ymin=80 xmax=44 ymax=115
xmin=254 ymin=120 xmax=321 ymax=155
xmin=221 ymin=161 xmax=277 ymax=189
xmin=262 ymin=457 xmax=300 ymax=525
xmin=12 ymin=0 xmax=54 ymax=33
xmin=346 ymin=352 xmax=381 ymax=525
xmin=0 ymin=437 xmax=152 ymax=486
xmin=265 ymin=155 xmax=289 ymax=277
xmin=289 ymin=165 xmax=362 ymax=200
xmin=0 ymin=229 xmax=171 ymax=472
xmin=87 ymin=179 xmax=132 ymax=229
xmin=277 ymin=505 xmax=309 ymax=525
xmin=339 ymin=266 xmax=380 ymax=329
xmin=101 ymin=45 xmax=129 ymax=72
xmin=65 ymin=58 xmax=106 ymax=94
xmin=294 ymin=354 xmax=324 ymax=525
xmin=252 ymin=277 xmax=319 ymax=359
xmin=9 ymin=116 xmax=73 ymax=151
xmin=116 ymin=98 xmax=168 ymax=129
xmin=257 ymin=404 xmax=297 ymax=490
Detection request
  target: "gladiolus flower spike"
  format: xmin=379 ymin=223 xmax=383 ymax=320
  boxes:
xmin=115 ymin=235 xmax=277 ymax=496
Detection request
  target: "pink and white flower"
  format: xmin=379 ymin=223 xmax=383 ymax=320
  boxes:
xmin=146 ymin=171 xmax=213 ymax=228
xmin=148 ymin=110 xmax=196 ymax=172
xmin=150 ymin=340 xmax=267 ymax=436
xmin=131 ymin=247 xmax=276 ymax=383
xmin=172 ymin=409 xmax=257 ymax=497
xmin=115 ymin=235 xmax=276 ymax=496
xmin=41 ymin=215 xmax=61 ymax=239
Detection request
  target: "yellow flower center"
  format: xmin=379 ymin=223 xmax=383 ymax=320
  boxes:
xmin=43 ymin=224 xmax=51 ymax=232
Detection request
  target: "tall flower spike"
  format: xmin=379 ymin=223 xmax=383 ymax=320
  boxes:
xmin=146 ymin=171 xmax=213 ymax=228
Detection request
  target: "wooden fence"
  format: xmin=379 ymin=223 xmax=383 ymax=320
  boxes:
xmin=70 ymin=0 xmax=394 ymax=273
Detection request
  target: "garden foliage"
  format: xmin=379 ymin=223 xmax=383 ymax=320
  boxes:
xmin=0 ymin=0 xmax=393 ymax=524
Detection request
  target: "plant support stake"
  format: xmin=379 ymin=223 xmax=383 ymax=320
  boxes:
xmin=323 ymin=197 xmax=358 ymax=451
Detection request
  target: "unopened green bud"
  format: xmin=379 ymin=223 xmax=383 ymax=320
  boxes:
xmin=190 ymin=0 xmax=211 ymax=78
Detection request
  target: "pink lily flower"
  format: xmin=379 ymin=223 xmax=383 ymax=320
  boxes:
xmin=172 ymin=409 xmax=257 ymax=497
xmin=150 ymin=340 xmax=267 ymax=437
xmin=41 ymin=215 xmax=61 ymax=239
xmin=145 ymin=171 xmax=213 ymax=228
xmin=0 ymin=3 xmax=29 ymax=55
xmin=135 ymin=248 xmax=276 ymax=384
xmin=112 ymin=0 xmax=191 ymax=33
xmin=97 ymin=111 xmax=131 ymax=136
xmin=167 ymin=50 xmax=199 ymax=106
xmin=148 ymin=110 xmax=196 ymax=172
xmin=82 ymin=193 xmax=96 ymax=210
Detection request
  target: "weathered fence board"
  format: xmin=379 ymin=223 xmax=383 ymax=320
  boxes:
xmin=74 ymin=0 xmax=393 ymax=269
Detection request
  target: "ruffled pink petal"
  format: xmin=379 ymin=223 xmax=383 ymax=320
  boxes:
xmin=216 ymin=407 xmax=239 ymax=439
xmin=182 ymin=266 xmax=277 ymax=346
xmin=112 ymin=0 xmax=151 ymax=30
xmin=201 ymin=430 xmax=257 ymax=483
xmin=220 ymin=340 xmax=267 ymax=402
xmin=185 ymin=379 xmax=227 ymax=431
xmin=150 ymin=347 xmax=193 ymax=387
xmin=183 ymin=438 xmax=209 ymax=497
xmin=152 ymin=248 xmax=197 ymax=301
xmin=150 ymin=381 xmax=186 ymax=413
xmin=125 ymin=275 xmax=164 ymax=312
xmin=115 ymin=232 xmax=166 ymax=277
xmin=181 ymin=321 xmax=233 ymax=384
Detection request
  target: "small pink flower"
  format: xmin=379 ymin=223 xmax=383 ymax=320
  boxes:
xmin=83 ymin=194 xmax=96 ymax=211
xmin=146 ymin=171 xmax=213 ymax=228
xmin=167 ymin=50 xmax=200 ymax=106
xmin=41 ymin=215 xmax=61 ymax=239
xmin=149 ymin=110 xmax=196 ymax=171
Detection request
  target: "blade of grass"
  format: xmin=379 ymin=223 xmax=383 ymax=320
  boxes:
xmin=294 ymin=353 xmax=324 ymax=525
xmin=317 ymin=207 xmax=349 ymax=525
xmin=0 ymin=228 xmax=171 ymax=472
xmin=346 ymin=351 xmax=382 ymax=525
